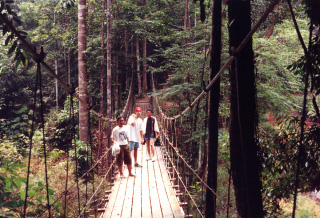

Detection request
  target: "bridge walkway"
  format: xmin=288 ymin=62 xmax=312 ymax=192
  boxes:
xmin=101 ymin=145 xmax=184 ymax=218
xmin=101 ymin=99 xmax=184 ymax=218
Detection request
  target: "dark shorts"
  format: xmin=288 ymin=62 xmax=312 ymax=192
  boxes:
xmin=116 ymin=144 xmax=132 ymax=167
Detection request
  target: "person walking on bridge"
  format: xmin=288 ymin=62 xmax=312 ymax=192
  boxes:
xmin=128 ymin=107 xmax=144 ymax=167
xmin=111 ymin=116 xmax=135 ymax=178
xmin=142 ymin=108 xmax=160 ymax=162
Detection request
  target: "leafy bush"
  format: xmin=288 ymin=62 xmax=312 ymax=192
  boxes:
xmin=259 ymin=116 xmax=320 ymax=216
xmin=0 ymin=106 xmax=30 ymax=150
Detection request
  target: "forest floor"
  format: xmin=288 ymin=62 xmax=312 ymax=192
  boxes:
xmin=281 ymin=193 xmax=320 ymax=217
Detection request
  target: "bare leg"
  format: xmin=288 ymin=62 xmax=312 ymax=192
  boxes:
xmin=146 ymin=140 xmax=151 ymax=158
xmin=150 ymin=139 xmax=155 ymax=157
xmin=134 ymin=147 xmax=138 ymax=163
xmin=128 ymin=164 xmax=135 ymax=176
xmin=119 ymin=165 xmax=125 ymax=178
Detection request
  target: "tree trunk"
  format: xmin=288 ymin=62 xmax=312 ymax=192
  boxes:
xmin=136 ymin=36 xmax=142 ymax=97
xmin=68 ymin=49 xmax=71 ymax=85
xmin=142 ymin=37 xmax=147 ymax=93
xmin=54 ymin=10 xmax=59 ymax=111
xmin=205 ymin=0 xmax=222 ymax=217
xmin=124 ymin=29 xmax=129 ymax=89
xmin=228 ymin=0 xmax=264 ymax=217
xmin=55 ymin=58 xmax=59 ymax=111
xmin=78 ymin=0 xmax=88 ymax=144
xmin=184 ymin=0 xmax=190 ymax=30
xmin=106 ymin=0 xmax=112 ymax=118
xmin=100 ymin=0 xmax=105 ymax=115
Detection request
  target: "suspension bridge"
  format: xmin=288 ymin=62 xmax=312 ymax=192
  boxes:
xmin=2 ymin=0 xmax=311 ymax=217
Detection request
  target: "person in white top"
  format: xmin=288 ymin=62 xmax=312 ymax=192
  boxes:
xmin=111 ymin=116 xmax=135 ymax=178
xmin=142 ymin=108 xmax=160 ymax=162
xmin=127 ymin=107 xmax=144 ymax=167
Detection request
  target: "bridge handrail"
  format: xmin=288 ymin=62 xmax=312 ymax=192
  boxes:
xmin=77 ymin=159 xmax=116 ymax=218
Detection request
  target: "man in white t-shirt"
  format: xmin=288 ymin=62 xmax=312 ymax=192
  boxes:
xmin=128 ymin=107 xmax=144 ymax=167
xmin=111 ymin=116 xmax=135 ymax=178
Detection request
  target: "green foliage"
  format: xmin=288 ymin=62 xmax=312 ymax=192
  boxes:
xmin=0 ymin=160 xmax=60 ymax=217
xmin=259 ymin=116 xmax=320 ymax=216
xmin=254 ymin=19 xmax=308 ymax=117
xmin=0 ymin=0 xmax=29 ymax=67
xmin=69 ymin=140 xmax=92 ymax=179
xmin=47 ymin=97 xmax=79 ymax=151
xmin=0 ymin=137 xmax=23 ymax=162
xmin=0 ymin=106 xmax=30 ymax=149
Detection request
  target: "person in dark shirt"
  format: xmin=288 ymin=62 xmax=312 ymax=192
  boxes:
xmin=142 ymin=109 xmax=160 ymax=162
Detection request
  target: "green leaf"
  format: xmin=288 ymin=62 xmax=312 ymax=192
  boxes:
xmin=20 ymin=190 xmax=26 ymax=200
xmin=15 ymin=58 xmax=22 ymax=68
xmin=28 ymin=190 xmax=35 ymax=198
xmin=8 ymin=41 xmax=17 ymax=55
xmin=5 ymin=33 xmax=13 ymax=46
xmin=48 ymin=187 xmax=54 ymax=195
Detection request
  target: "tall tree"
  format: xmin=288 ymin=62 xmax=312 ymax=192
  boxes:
xmin=78 ymin=0 xmax=89 ymax=144
xmin=100 ymin=0 xmax=105 ymax=115
xmin=205 ymin=0 xmax=222 ymax=217
xmin=142 ymin=37 xmax=147 ymax=92
xmin=106 ymin=0 xmax=112 ymax=118
xmin=136 ymin=36 xmax=142 ymax=97
xmin=228 ymin=0 xmax=264 ymax=217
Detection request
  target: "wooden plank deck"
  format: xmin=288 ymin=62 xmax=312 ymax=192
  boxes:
xmin=101 ymin=145 xmax=185 ymax=218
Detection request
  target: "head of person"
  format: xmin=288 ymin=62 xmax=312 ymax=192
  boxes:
xmin=146 ymin=108 xmax=152 ymax=118
xmin=117 ymin=116 xmax=125 ymax=126
xmin=135 ymin=107 xmax=142 ymax=117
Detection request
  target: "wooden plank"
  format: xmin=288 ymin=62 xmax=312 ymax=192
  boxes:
xmin=109 ymin=175 xmax=129 ymax=218
xmin=148 ymin=158 xmax=163 ymax=217
xmin=156 ymin=147 xmax=185 ymax=218
xmin=121 ymin=175 xmax=135 ymax=217
xmin=141 ymin=144 xmax=152 ymax=218
xmin=131 ymin=145 xmax=142 ymax=218
xmin=153 ymin=150 xmax=174 ymax=218
xmin=102 ymin=174 xmax=122 ymax=218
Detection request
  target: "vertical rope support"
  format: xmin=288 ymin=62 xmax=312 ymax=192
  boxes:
xmin=70 ymin=94 xmax=81 ymax=215
xmin=84 ymin=110 xmax=91 ymax=217
xmin=227 ymin=168 xmax=232 ymax=218
xmin=38 ymin=55 xmax=51 ymax=217
xmin=93 ymin=121 xmax=97 ymax=218
xmin=23 ymin=62 xmax=40 ymax=218
xmin=286 ymin=1 xmax=312 ymax=217
xmin=64 ymin=91 xmax=74 ymax=217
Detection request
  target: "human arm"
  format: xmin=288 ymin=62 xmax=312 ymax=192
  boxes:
xmin=128 ymin=114 xmax=136 ymax=126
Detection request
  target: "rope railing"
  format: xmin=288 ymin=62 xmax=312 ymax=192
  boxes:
xmin=77 ymin=159 xmax=116 ymax=218
xmin=160 ymin=127 xmax=241 ymax=217
xmin=46 ymin=147 xmax=112 ymax=209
